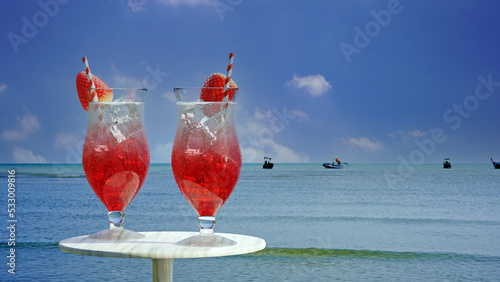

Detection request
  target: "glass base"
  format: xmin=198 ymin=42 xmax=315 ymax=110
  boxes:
xmin=87 ymin=228 xmax=145 ymax=240
xmin=175 ymin=234 xmax=237 ymax=247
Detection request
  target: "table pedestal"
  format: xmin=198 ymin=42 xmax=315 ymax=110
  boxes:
xmin=59 ymin=231 xmax=266 ymax=282
xmin=152 ymin=259 xmax=174 ymax=282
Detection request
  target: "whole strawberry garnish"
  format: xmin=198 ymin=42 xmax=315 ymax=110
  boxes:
xmin=200 ymin=73 xmax=238 ymax=102
xmin=76 ymin=71 xmax=113 ymax=111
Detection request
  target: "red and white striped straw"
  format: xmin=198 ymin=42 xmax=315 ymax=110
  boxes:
xmin=82 ymin=57 xmax=98 ymax=102
xmin=221 ymin=53 xmax=234 ymax=107
xmin=82 ymin=57 xmax=105 ymax=128
xmin=218 ymin=53 xmax=235 ymax=130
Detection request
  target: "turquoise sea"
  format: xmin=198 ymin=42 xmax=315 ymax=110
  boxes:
xmin=1 ymin=163 xmax=499 ymax=281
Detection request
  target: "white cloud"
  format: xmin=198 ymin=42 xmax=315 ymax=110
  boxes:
xmin=156 ymin=0 xmax=213 ymax=6
xmin=287 ymin=109 xmax=309 ymax=122
xmin=239 ymin=107 xmax=309 ymax=163
xmin=242 ymin=139 xmax=309 ymax=163
xmin=128 ymin=0 xmax=148 ymax=12
xmin=12 ymin=147 xmax=47 ymax=163
xmin=388 ymin=129 xmax=431 ymax=142
xmin=151 ymin=142 xmax=173 ymax=163
xmin=126 ymin=0 xmax=212 ymax=12
xmin=2 ymin=113 xmax=41 ymax=141
xmin=110 ymin=63 xmax=143 ymax=87
xmin=18 ymin=114 xmax=41 ymax=133
xmin=1 ymin=130 xmax=25 ymax=141
xmin=239 ymin=107 xmax=308 ymax=136
xmin=55 ymin=132 xmax=80 ymax=148
xmin=408 ymin=129 xmax=426 ymax=137
xmin=342 ymin=137 xmax=384 ymax=152
xmin=0 ymin=83 xmax=8 ymax=93
xmin=285 ymin=74 xmax=332 ymax=96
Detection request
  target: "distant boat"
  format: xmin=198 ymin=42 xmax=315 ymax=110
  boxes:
xmin=322 ymin=157 xmax=346 ymax=169
xmin=491 ymin=158 xmax=500 ymax=169
xmin=443 ymin=158 xmax=451 ymax=169
xmin=263 ymin=157 xmax=274 ymax=169
xmin=322 ymin=163 xmax=343 ymax=169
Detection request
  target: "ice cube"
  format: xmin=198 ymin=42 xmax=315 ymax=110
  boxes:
xmin=180 ymin=104 xmax=204 ymax=126
xmin=105 ymin=102 xmax=142 ymax=143
xmin=127 ymin=103 xmax=139 ymax=120
xmin=108 ymin=102 xmax=136 ymax=124
xmin=180 ymin=103 xmax=219 ymax=140
xmin=203 ymin=111 xmax=223 ymax=131
xmin=109 ymin=124 xmax=127 ymax=143
xmin=191 ymin=104 xmax=207 ymax=124
xmin=115 ymin=98 xmax=139 ymax=121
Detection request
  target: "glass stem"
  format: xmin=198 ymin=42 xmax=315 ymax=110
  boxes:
xmin=198 ymin=216 xmax=216 ymax=236
xmin=108 ymin=211 xmax=125 ymax=229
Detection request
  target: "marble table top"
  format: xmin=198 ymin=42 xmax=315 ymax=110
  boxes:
xmin=59 ymin=231 xmax=266 ymax=260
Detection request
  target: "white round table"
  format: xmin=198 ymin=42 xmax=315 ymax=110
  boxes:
xmin=59 ymin=231 xmax=266 ymax=282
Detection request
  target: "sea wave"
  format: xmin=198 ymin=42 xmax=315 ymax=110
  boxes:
xmin=250 ymin=247 xmax=500 ymax=262
xmin=2 ymin=242 xmax=498 ymax=264
xmin=0 ymin=164 xmax=85 ymax=178
xmin=0 ymin=172 xmax=85 ymax=178
xmin=0 ymin=242 xmax=59 ymax=249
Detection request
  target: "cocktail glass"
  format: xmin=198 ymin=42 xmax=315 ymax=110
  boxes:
xmin=171 ymin=87 xmax=242 ymax=246
xmin=82 ymin=88 xmax=150 ymax=240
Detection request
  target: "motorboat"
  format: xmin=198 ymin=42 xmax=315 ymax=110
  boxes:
xmin=323 ymin=158 xmax=345 ymax=169
xmin=322 ymin=163 xmax=343 ymax=169
xmin=491 ymin=158 xmax=500 ymax=169
xmin=443 ymin=158 xmax=451 ymax=169
xmin=263 ymin=157 xmax=274 ymax=169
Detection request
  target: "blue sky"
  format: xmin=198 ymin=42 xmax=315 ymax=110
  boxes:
xmin=1 ymin=0 xmax=499 ymax=164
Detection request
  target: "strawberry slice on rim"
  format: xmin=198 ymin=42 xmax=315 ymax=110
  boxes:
xmin=200 ymin=73 xmax=238 ymax=102
xmin=76 ymin=71 xmax=113 ymax=111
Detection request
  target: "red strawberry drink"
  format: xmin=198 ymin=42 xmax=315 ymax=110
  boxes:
xmin=82 ymin=89 xmax=150 ymax=237
xmin=171 ymin=87 xmax=242 ymax=238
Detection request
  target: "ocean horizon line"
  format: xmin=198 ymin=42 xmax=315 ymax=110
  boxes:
xmin=0 ymin=162 xmax=496 ymax=165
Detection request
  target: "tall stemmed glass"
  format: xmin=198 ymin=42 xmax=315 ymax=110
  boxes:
xmin=82 ymin=88 xmax=150 ymax=240
xmin=171 ymin=87 xmax=242 ymax=246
